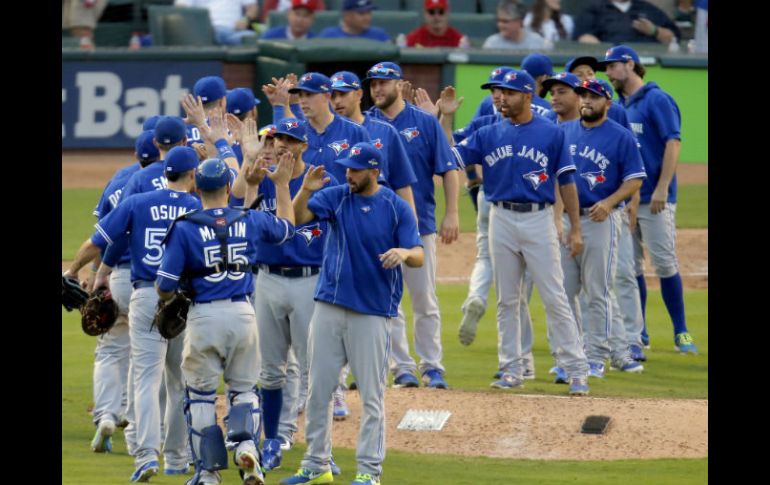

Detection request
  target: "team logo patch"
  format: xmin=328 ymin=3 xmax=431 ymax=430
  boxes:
xmin=213 ymin=209 xmax=224 ymax=215
xmin=301 ymin=73 xmax=313 ymax=82
xmin=491 ymin=68 xmax=502 ymax=77
xmin=296 ymin=223 xmax=323 ymax=245
xmin=329 ymin=140 xmax=350 ymax=155
xmin=504 ymin=72 xmax=517 ymax=82
xmin=580 ymin=171 xmax=607 ymax=190
xmin=170 ymin=192 xmax=179 ymax=199
xmin=372 ymin=138 xmax=383 ymax=149
xmin=284 ymin=120 xmax=299 ymax=129
xmin=400 ymin=127 xmax=420 ymax=142
xmin=215 ymin=217 xmax=226 ymax=226
xmin=368 ymin=159 xmax=378 ymax=166
xmin=350 ymin=146 xmax=362 ymax=156
xmin=523 ymin=169 xmax=549 ymax=190
xmin=361 ymin=206 xmax=372 ymax=213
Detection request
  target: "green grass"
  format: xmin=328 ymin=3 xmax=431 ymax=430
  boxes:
xmin=676 ymin=184 xmax=708 ymax=228
xmin=62 ymin=188 xmax=101 ymax=259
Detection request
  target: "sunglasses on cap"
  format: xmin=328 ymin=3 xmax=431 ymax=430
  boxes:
xmin=331 ymin=78 xmax=360 ymax=89
xmin=367 ymin=66 xmax=400 ymax=77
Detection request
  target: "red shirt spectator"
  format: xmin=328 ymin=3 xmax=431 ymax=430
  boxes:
xmin=405 ymin=0 xmax=469 ymax=48
xmin=260 ymin=0 xmax=326 ymax=23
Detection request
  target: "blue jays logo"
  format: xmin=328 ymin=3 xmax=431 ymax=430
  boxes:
xmin=361 ymin=206 xmax=372 ymax=213
xmin=580 ymin=171 xmax=607 ymax=190
xmin=491 ymin=68 xmax=502 ymax=77
xmin=400 ymin=127 xmax=420 ymax=142
xmin=329 ymin=140 xmax=350 ymax=155
xmin=504 ymin=72 xmax=516 ymax=82
xmin=301 ymin=73 xmax=313 ymax=82
xmin=297 ymin=223 xmax=323 ymax=245
xmin=372 ymin=138 xmax=383 ymax=149
xmin=351 ymin=146 xmax=362 ymax=156
xmin=284 ymin=120 xmax=299 ymax=129
xmin=523 ymin=169 xmax=549 ymax=189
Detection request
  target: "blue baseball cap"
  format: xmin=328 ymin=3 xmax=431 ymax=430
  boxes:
xmin=521 ymin=54 xmax=554 ymax=78
xmin=330 ymin=71 xmax=362 ymax=92
xmin=498 ymin=70 xmax=535 ymax=94
xmin=565 ymin=56 xmax=600 ymax=74
xmin=164 ymin=146 xmax=199 ymax=175
xmin=596 ymin=79 xmax=615 ymax=98
xmin=226 ymin=87 xmax=260 ymax=115
xmin=193 ymin=76 xmax=227 ymax=103
xmin=135 ymin=130 xmax=160 ymax=161
xmin=336 ymin=142 xmax=382 ymax=170
xmin=142 ymin=115 xmax=162 ymax=131
xmin=541 ymin=72 xmax=582 ymax=92
xmin=364 ymin=62 xmax=402 ymax=81
xmin=154 ymin=116 xmax=187 ymax=145
xmin=575 ymin=78 xmax=613 ymax=100
xmin=288 ymin=72 xmax=332 ymax=94
xmin=195 ymin=158 xmax=230 ymax=191
xmin=343 ymin=0 xmax=376 ymax=12
xmin=597 ymin=45 xmax=641 ymax=71
xmin=273 ymin=117 xmax=308 ymax=142
xmin=480 ymin=66 xmax=514 ymax=90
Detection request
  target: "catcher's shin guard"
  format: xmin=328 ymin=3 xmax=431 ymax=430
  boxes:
xmin=184 ymin=386 xmax=228 ymax=480
xmin=225 ymin=387 xmax=262 ymax=452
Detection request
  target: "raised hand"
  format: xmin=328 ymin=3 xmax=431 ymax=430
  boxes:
xmin=301 ymin=165 xmax=331 ymax=193
xmin=266 ymin=151 xmax=295 ymax=186
xmin=437 ymin=86 xmax=464 ymax=116
xmin=415 ymin=88 xmax=439 ymax=117
xmin=241 ymin=118 xmax=265 ymax=162
xmin=226 ymin=113 xmax=245 ymax=145
xmin=400 ymin=80 xmax=416 ymax=104
xmin=181 ymin=93 xmax=206 ymax=127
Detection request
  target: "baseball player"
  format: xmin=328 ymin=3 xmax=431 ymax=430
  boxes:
xmin=63 ymin=130 xmax=161 ymax=454
xmin=226 ymin=87 xmax=261 ymax=166
xmin=600 ymin=45 xmax=698 ymax=354
xmin=560 ymin=78 xmax=647 ymax=377
xmin=451 ymin=69 xmax=591 ymax=396
xmin=282 ymin=141 xmax=423 ymax=485
xmin=365 ymin=61 xmax=460 ymax=389
xmin=565 ymin=56 xmax=633 ymax=130
xmin=520 ymin=53 xmax=555 ymax=118
xmin=286 ymin=72 xmax=372 ymax=185
xmin=71 ymin=141 xmax=202 ymax=481
xmin=156 ymin=154 xmax=296 ymax=485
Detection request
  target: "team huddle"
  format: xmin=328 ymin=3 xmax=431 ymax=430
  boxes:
xmin=62 ymin=46 xmax=697 ymax=485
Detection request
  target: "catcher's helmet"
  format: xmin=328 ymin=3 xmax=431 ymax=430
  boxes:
xmin=195 ymin=158 xmax=230 ymax=191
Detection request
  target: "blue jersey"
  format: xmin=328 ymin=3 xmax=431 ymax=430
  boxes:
xmin=368 ymin=102 xmax=458 ymax=235
xmin=620 ymin=82 xmax=681 ymax=204
xmin=608 ymin=102 xmax=632 ymax=131
xmin=308 ymin=185 xmax=422 ymax=317
xmin=453 ymin=113 xmax=503 ymax=144
xmin=256 ymin=166 xmax=338 ymax=266
xmin=452 ymin=116 xmax=575 ymax=204
xmin=272 ymin=104 xmax=305 ymax=124
xmin=302 ymin=113 xmax=371 ymax=185
xmin=561 ymin=119 xmax=647 ymax=208
xmin=93 ymin=162 xmax=142 ymax=266
xmin=531 ymin=95 xmax=553 ymax=118
xmin=362 ymin=114 xmax=417 ymax=191
xmin=92 ymin=189 xmax=202 ymax=283
xmin=186 ymin=124 xmax=203 ymax=146
xmin=261 ymin=26 xmax=317 ymax=40
xmin=121 ymin=161 xmax=168 ymax=200
xmin=156 ymin=207 xmax=294 ymax=302
xmin=472 ymin=95 xmax=496 ymax=120
xmin=318 ymin=25 xmax=389 ymax=42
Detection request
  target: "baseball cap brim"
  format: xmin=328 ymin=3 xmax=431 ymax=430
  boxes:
xmin=596 ymin=58 xmax=631 ymax=72
xmin=331 ymin=84 xmax=360 ymax=92
xmin=480 ymin=81 xmax=503 ymax=90
xmin=273 ymin=129 xmax=306 ymax=142
xmin=542 ymin=78 xmax=574 ymax=92
xmin=336 ymin=157 xmax=375 ymax=170
xmin=567 ymin=56 xmax=600 ymax=73
xmin=288 ymin=86 xmax=326 ymax=94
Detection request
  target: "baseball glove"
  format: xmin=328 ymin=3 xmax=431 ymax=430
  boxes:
xmin=152 ymin=291 xmax=191 ymax=340
xmin=62 ymin=275 xmax=89 ymax=312
xmin=81 ymin=286 xmax=119 ymax=336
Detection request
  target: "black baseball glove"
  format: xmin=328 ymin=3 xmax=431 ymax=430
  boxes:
xmin=62 ymin=275 xmax=89 ymax=312
xmin=81 ymin=286 xmax=119 ymax=336
xmin=152 ymin=290 xmax=191 ymax=340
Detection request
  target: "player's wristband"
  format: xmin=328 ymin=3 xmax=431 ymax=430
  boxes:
xmin=215 ymin=139 xmax=236 ymax=160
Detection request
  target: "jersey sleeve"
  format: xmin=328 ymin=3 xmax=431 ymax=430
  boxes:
xmin=93 ymin=187 xmax=110 ymax=219
xmin=450 ymin=130 xmax=483 ymax=168
xmin=619 ymin=130 xmax=648 ymax=181
xmin=649 ymin=92 xmax=682 ymax=143
xmin=430 ymin=116 xmax=458 ymax=175
xmin=156 ymin=224 xmax=187 ymax=293
xmin=253 ymin=211 xmax=295 ymax=245
xmin=92 ymin=197 xmax=134 ymax=249
xmin=120 ymin=173 xmax=140 ymax=202
xmin=307 ymin=186 xmax=341 ymax=222
xmin=383 ymin=127 xmax=417 ymax=190
xmin=102 ymin=236 xmax=129 ymax=267
xmin=395 ymin=197 xmax=423 ymax=250
xmin=552 ymin=128 xmax=577 ymax=184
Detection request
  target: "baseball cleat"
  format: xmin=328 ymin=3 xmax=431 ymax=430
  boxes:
xmin=164 ymin=464 xmax=190 ymax=475
xmin=422 ymin=368 xmax=449 ymax=389
xmin=130 ymin=460 xmax=160 ymax=482
xmin=261 ymin=438 xmax=283 ymax=471
xmin=236 ymin=449 xmax=266 ymax=485
xmin=568 ymin=377 xmax=589 ymax=396
xmin=522 ymin=367 xmax=536 ymax=380
xmin=674 ymin=332 xmax=698 ymax=354
xmin=588 ymin=361 xmax=606 ymax=379
xmin=493 ymin=370 xmax=503 ymax=379
xmin=552 ymin=367 xmax=568 ymax=384
xmin=490 ymin=374 xmax=524 ymax=389
xmin=330 ymin=456 xmax=341 ymax=475
xmin=279 ymin=436 xmax=294 ymax=451
xmin=280 ymin=468 xmax=334 ymax=485
xmin=458 ymin=297 xmax=485 ymax=345
xmin=393 ymin=372 xmax=419 ymax=388
xmin=333 ymin=386 xmax=350 ymax=420
xmin=610 ymin=358 xmax=644 ymax=373
xmin=90 ymin=418 xmax=115 ymax=453
xmin=351 ymin=473 xmax=381 ymax=485
xmin=629 ymin=343 xmax=647 ymax=362
xmin=189 ymin=470 xmax=221 ymax=485
xmin=641 ymin=331 xmax=650 ymax=348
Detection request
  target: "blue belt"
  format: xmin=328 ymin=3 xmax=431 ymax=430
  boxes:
xmin=494 ymin=201 xmax=548 ymax=212
xmin=194 ymin=294 xmax=249 ymax=305
xmin=256 ymin=264 xmax=320 ymax=278
xmin=132 ymin=280 xmax=154 ymax=289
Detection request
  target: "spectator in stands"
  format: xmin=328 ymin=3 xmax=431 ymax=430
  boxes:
xmin=175 ymin=0 xmax=259 ymax=45
xmin=573 ymin=0 xmax=681 ymax=45
xmin=62 ymin=0 xmax=108 ymax=49
xmin=261 ymin=0 xmax=318 ymax=39
xmin=523 ymin=0 xmax=574 ymax=44
xmin=260 ymin=0 xmax=326 ymax=23
xmin=404 ymin=0 xmax=470 ymax=48
xmin=318 ymin=0 xmax=390 ymax=41
xmin=692 ymin=0 xmax=706 ymax=53
xmin=482 ymin=0 xmax=549 ymax=50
